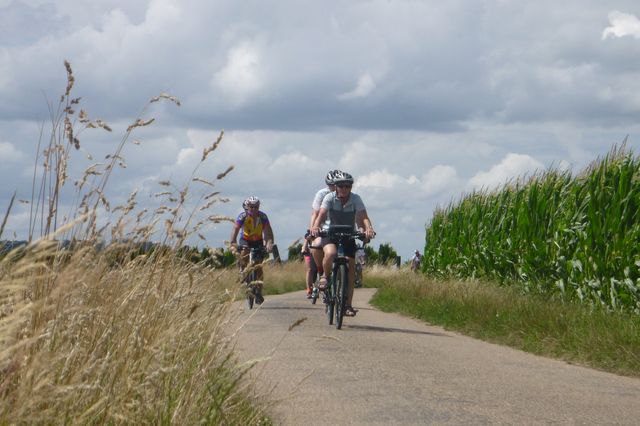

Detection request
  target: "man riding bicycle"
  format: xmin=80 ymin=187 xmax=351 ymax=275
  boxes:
xmin=311 ymin=171 xmax=375 ymax=317
xmin=229 ymin=196 xmax=274 ymax=304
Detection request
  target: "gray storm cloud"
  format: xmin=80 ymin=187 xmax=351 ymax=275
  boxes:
xmin=2 ymin=1 xmax=640 ymax=260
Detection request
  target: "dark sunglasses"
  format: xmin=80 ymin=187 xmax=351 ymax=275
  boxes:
xmin=336 ymin=184 xmax=352 ymax=189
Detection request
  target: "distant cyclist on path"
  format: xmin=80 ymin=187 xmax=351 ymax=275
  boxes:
xmin=411 ymin=249 xmax=422 ymax=272
xmin=229 ymin=196 xmax=274 ymax=303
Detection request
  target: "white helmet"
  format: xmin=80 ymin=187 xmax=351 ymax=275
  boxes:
xmin=242 ymin=196 xmax=260 ymax=210
xmin=332 ymin=171 xmax=354 ymax=186
xmin=325 ymin=169 xmax=341 ymax=185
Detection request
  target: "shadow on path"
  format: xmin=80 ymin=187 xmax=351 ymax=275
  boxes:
xmin=346 ymin=324 xmax=449 ymax=337
xmin=257 ymin=305 xmax=323 ymax=311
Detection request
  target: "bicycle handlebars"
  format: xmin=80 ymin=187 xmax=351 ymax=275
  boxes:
xmin=305 ymin=225 xmax=373 ymax=242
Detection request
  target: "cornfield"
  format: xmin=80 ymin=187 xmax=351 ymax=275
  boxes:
xmin=423 ymin=144 xmax=640 ymax=313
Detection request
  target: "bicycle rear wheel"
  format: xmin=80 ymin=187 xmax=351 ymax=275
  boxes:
xmin=335 ymin=264 xmax=348 ymax=329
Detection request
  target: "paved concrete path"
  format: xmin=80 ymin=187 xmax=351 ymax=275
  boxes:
xmin=232 ymin=288 xmax=640 ymax=425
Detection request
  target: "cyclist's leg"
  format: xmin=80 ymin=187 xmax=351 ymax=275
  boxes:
xmin=250 ymin=241 xmax=265 ymax=281
xmin=310 ymin=236 xmax=325 ymax=276
xmin=247 ymin=241 xmax=265 ymax=304
xmin=321 ymin=243 xmax=337 ymax=282
xmin=304 ymin=254 xmax=314 ymax=292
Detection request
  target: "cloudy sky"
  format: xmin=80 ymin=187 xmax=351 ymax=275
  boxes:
xmin=2 ymin=0 xmax=640 ymax=261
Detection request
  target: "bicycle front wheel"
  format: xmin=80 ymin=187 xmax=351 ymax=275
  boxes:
xmin=246 ymin=289 xmax=254 ymax=309
xmin=246 ymin=271 xmax=256 ymax=309
xmin=326 ymin=294 xmax=334 ymax=325
xmin=335 ymin=264 xmax=348 ymax=329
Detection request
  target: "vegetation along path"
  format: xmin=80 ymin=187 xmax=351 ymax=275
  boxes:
xmin=233 ymin=288 xmax=640 ymax=425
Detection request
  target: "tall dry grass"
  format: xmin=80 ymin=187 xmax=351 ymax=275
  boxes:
xmin=0 ymin=244 xmax=269 ymax=423
xmin=0 ymin=61 xmax=268 ymax=424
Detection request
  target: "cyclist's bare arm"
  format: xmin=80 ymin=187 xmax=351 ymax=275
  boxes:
xmin=309 ymin=209 xmax=320 ymax=231
xmin=263 ymin=223 xmax=274 ymax=250
xmin=229 ymin=224 xmax=241 ymax=247
xmin=311 ymin=208 xmax=328 ymax=235
xmin=356 ymin=209 xmax=375 ymax=239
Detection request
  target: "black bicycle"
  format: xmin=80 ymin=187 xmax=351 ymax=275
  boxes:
xmin=317 ymin=225 xmax=367 ymax=329
xmin=242 ymin=246 xmax=267 ymax=309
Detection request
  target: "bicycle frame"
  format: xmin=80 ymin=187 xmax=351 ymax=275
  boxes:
xmin=243 ymin=246 xmax=266 ymax=309
xmin=318 ymin=225 xmax=365 ymax=329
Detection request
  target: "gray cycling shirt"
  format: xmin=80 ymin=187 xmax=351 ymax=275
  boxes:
xmin=320 ymin=191 xmax=366 ymax=230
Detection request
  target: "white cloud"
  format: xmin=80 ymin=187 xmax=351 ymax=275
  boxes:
xmin=338 ymin=139 xmax=384 ymax=173
xmin=213 ymin=40 xmax=264 ymax=106
xmin=0 ymin=141 xmax=23 ymax=162
xmin=338 ymin=73 xmax=376 ymax=100
xmin=268 ymin=151 xmax=318 ymax=171
xmin=401 ymin=215 xmax=413 ymax=225
xmin=421 ymin=165 xmax=459 ymax=196
xmin=602 ymin=11 xmax=640 ymax=40
xmin=176 ymin=147 xmax=196 ymax=166
xmin=145 ymin=0 xmax=182 ymax=30
xmin=467 ymin=153 xmax=544 ymax=191
xmin=356 ymin=168 xmax=406 ymax=189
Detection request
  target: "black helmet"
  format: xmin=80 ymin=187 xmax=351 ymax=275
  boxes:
xmin=325 ymin=169 xmax=341 ymax=185
xmin=332 ymin=171 xmax=354 ymax=186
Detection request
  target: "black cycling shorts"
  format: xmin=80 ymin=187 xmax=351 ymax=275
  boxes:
xmin=330 ymin=238 xmax=357 ymax=258
xmin=239 ymin=239 xmax=263 ymax=249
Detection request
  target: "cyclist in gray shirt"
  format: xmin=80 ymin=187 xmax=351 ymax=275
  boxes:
xmin=311 ymin=171 xmax=375 ymax=316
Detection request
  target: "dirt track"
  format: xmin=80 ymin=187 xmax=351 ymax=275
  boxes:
xmin=232 ymin=288 xmax=640 ymax=425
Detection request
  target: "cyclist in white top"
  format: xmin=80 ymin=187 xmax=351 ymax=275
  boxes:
xmin=308 ymin=170 xmax=340 ymax=282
